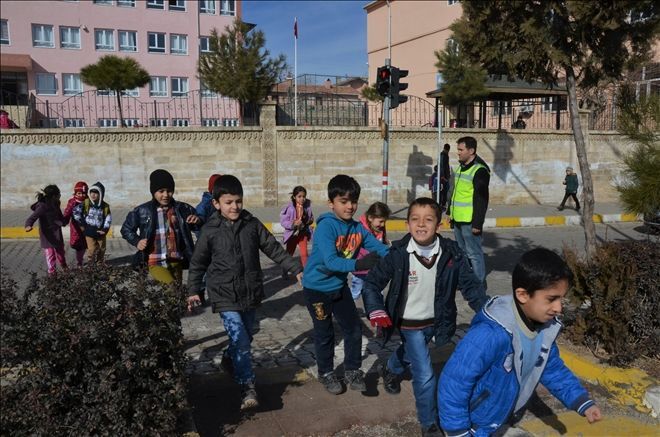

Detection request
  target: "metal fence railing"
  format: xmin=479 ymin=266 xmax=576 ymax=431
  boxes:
xmin=21 ymin=90 xmax=257 ymax=129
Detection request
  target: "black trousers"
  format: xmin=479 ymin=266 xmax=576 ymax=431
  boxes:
xmin=559 ymin=192 xmax=580 ymax=209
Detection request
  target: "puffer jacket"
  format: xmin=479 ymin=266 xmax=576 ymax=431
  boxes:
xmin=438 ymin=295 xmax=594 ymax=436
xmin=361 ymin=234 xmax=488 ymax=346
xmin=188 ymin=209 xmax=303 ymax=313
xmin=120 ymin=198 xmax=200 ymax=265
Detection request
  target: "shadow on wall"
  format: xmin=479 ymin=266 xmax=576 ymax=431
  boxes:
xmin=480 ymin=131 xmax=542 ymax=205
xmin=406 ymin=144 xmax=433 ymax=204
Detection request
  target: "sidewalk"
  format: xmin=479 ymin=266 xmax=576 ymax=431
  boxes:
xmin=0 ymin=202 xmax=640 ymax=239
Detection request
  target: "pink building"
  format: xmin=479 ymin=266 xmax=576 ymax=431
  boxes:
xmin=0 ymin=0 xmax=242 ymax=127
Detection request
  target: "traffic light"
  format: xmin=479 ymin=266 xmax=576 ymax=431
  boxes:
xmin=376 ymin=66 xmax=391 ymax=97
xmin=390 ymin=67 xmax=408 ymax=109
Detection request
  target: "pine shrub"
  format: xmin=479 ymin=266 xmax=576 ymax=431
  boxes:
xmin=562 ymin=240 xmax=660 ymax=366
xmin=0 ymin=266 xmax=188 ymax=436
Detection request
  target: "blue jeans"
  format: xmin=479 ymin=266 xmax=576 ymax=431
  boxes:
xmin=303 ymin=286 xmax=362 ymax=375
xmin=453 ymin=222 xmax=486 ymax=283
xmin=350 ymin=274 xmax=366 ymax=300
xmin=387 ymin=326 xmax=437 ymax=428
xmin=220 ymin=309 xmax=256 ymax=384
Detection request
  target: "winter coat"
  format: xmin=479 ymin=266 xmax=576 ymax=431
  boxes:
xmin=188 ymin=210 xmax=303 ymax=313
xmin=353 ymin=214 xmax=387 ymax=276
xmin=121 ymin=198 xmax=199 ymax=266
xmin=438 ymin=295 xmax=594 ymax=436
xmin=361 ymin=234 xmax=488 ymax=346
xmin=195 ymin=191 xmax=216 ymax=223
xmin=63 ymin=197 xmax=86 ymax=250
xmin=564 ymin=174 xmax=579 ymax=194
xmin=302 ymin=212 xmax=389 ymax=293
xmin=25 ymin=200 xmax=65 ymax=249
xmin=280 ymin=200 xmax=314 ymax=244
xmin=73 ymin=182 xmax=112 ymax=239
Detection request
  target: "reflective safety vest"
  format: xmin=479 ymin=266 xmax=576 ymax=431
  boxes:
xmin=451 ymin=162 xmax=487 ymax=223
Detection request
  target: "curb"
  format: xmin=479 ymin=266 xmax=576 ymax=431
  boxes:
xmin=1 ymin=213 xmax=641 ymax=240
xmin=560 ymin=348 xmax=658 ymax=414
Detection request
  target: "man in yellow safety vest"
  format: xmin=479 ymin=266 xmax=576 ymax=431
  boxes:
xmin=447 ymin=136 xmax=490 ymax=286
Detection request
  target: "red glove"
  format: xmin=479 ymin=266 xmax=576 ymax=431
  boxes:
xmin=369 ymin=310 xmax=392 ymax=328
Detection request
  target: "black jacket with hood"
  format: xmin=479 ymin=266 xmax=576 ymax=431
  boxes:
xmin=188 ymin=209 xmax=303 ymax=313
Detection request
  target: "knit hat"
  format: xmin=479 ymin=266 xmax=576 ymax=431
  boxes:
xmin=150 ymin=169 xmax=175 ymax=195
xmin=89 ymin=181 xmax=105 ymax=206
xmin=74 ymin=181 xmax=88 ymax=194
xmin=208 ymin=174 xmax=222 ymax=194
xmin=566 ymin=166 xmax=573 ymax=172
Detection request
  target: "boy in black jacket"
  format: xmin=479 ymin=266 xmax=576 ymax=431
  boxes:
xmin=362 ymin=197 xmax=488 ymax=437
xmin=187 ymin=175 xmax=303 ymax=410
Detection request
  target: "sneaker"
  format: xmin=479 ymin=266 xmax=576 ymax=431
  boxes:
xmin=557 ymin=206 xmax=564 ymax=211
xmin=421 ymin=423 xmax=443 ymax=437
xmin=344 ymin=369 xmax=366 ymax=392
xmin=240 ymin=383 xmax=259 ymax=410
xmin=319 ymin=371 xmax=343 ymax=395
xmin=378 ymin=363 xmax=401 ymax=394
xmin=220 ymin=354 xmax=234 ymax=376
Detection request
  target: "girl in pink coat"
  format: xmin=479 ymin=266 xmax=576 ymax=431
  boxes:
xmin=280 ymin=186 xmax=314 ymax=278
xmin=63 ymin=181 xmax=88 ymax=267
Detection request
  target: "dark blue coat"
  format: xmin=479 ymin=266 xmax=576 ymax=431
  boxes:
xmin=361 ymin=234 xmax=488 ymax=346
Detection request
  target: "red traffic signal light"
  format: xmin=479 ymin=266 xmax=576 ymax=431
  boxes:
xmin=376 ymin=66 xmax=391 ymax=97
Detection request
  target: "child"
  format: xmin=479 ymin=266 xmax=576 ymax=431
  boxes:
xmin=187 ymin=174 xmax=303 ymax=410
xmin=438 ymin=248 xmax=602 ymax=436
xmin=350 ymin=201 xmax=391 ymax=300
xmin=280 ymin=185 xmax=314 ymax=277
xmin=24 ymin=184 xmax=68 ymax=275
xmin=361 ymin=197 xmax=488 ymax=437
xmin=302 ymin=174 xmax=389 ymax=395
xmin=63 ymin=181 xmax=88 ymax=267
xmin=196 ymin=173 xmax=222 ymax=224
xmin=121 ymin=169 xmax=201 ymax=284
xmin=557 ymin=166 xmax=580 ymax=211
xmin=73 ymin=181 xmax=112 ymax=264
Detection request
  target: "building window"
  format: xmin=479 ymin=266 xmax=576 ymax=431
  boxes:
xmin=36 ymin=73 xmax=57 ymax=95
xmin=150 ymin=118 xmax=168 ymax=126
xmin=147 ymin=0 xmax=164 ymax=9
xmin=62 ymin=73 xmax=83 ymax=96
xmin=202 ymin=118 xmax=220 ymax=126
xmin=171 ymin=77 xmax=189 ymax=97
xmin=95 ymin=29 xmax=115 ymax=51
xmin=0 ymin=20 xmax=9 ymax=45
xmin=223 ymin=118 xmax=239 ymax=126
xmin=168 ymin=0 xmax=186 ymax=11
xmin=220 ymin=0 xmax=234 ymax=15
xmin=96 ymin=89 xmax=116 ymax=96
xmin=170 ymin=34 xmax=187 ymax=55
xmin=199 ymin=0 xmax=215 ymax=14
xmin=171 ymin=118 xmax=189 ymax=126
xmin=119 ymin=30 xmax=137 ymax=52
xmin=148 ymin=32 xmax=166 ymax=53
xmin=492 ymin=101 xmax=512 ymax=116
xmin=38 ymin=118 xmax=59 ymax=128
xmin=117 ymin=0 xmax=135 ymax=6
xmin=542 ymin=96 xmax=567 ymax=112
xmin=64 ymin=118 xmax=85 ymax=128
xmin=201 ymin=82 xmax=217 ymax=97
xmin=98 ymin=118 xmax=119 ymax=128
xmin=448 ymin=0 xmax=460 ymax=5
xmin=32 ymin=24 xmax=54 ymax=48
xmin=123 ymin=118 xmax=140 ymax=126
xmin=150 ymin=76 xmax=168 ymax=97
xmin=122 ymin=87 xmax=139 ymax=97
xmin=199 ymin=36 xmax=211 ymax=53
xmin=93 ymin=0 xmax=113 ymax=5
xmin=60 ymin=26 xmax=81 ymax=49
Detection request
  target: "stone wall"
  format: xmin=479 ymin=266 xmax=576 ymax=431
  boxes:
xmin=1 ymin=103 xmax=632 ymax=209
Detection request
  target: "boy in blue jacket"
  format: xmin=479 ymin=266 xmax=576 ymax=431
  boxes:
xmin=302 ymin=174 xmax=389 ymax=395
xmin=362 ymin=197 xmax=488 ymax=437
xmin=438 ymin=248 xmax=602 ymax=436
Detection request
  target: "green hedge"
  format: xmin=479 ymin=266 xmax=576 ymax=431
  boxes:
xmin=1 ymin=266 xmax=189 ymax=435
xmin=563 ymin=240 xmax=660 ymax=366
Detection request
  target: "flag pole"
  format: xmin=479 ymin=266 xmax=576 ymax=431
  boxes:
xmin=294 ymin=17 xmax=298 ymax=126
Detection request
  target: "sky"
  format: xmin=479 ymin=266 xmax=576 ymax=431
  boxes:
xmin=243 ymin=1 xmax=370 ymax=80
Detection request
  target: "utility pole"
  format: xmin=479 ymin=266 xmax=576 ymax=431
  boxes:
xmin=382 ymin=58 xmax=391 ymax=204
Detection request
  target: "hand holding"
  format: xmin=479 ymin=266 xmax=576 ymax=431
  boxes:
xmin=25 ymin=226 xmax=33 ymax=232
xmin=187 ymin=295 xmax=201 ymax=312
xmin=137 ymin=239 xmax=148 ymax=251
xmin=186 ymin=215 xmax=200 ymax=225
xmin=368 ymin=310 xmax=392 ymax=328
xmin=296 ymin=272 xmax=303 ymax=283
xmin=355 ymin=252 xmax=380 ymax=271
xmin=584 ymin=405 xmax=602 ymax=423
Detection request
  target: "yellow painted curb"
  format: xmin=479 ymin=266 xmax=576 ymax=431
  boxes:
xmin=386 ymin=220 xmax=408 ymax=232
xmin=263 ymin=222 xmax=273 ymax=233
xmin=621 ymin=213 xmax=639 ymax=222
xmin=496 ymin=217 xmax=521 ymax=227
xmin=519 ymin=412 xmax=659 ymax=436
xmin=0 ymin=227 xmax=37 ymax=239
xmin=560 ymin=348 xmax=657 ymax=413
xmin=592 ymin=214 xmax=603 ymax=223
xmin=545 ymin=215 xmax=567 ymax=226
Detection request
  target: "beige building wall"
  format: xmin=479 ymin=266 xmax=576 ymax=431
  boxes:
xmin=366 ymin=0 xmax=462 ymax=103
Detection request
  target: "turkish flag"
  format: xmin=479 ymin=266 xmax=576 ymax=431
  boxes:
xmin=294 ymin=18 xmax=298 ymax=39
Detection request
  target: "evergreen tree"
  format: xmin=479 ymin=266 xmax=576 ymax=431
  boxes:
xmin=434 ymin=40 xmax=488 ymax=107
xmin=450 ymin=0 xmax=659 ymax=256
xmin=80 ymin=55 xmax=150 ymax=127
xmin=198 ymin=19 xmax=286 ymax=123
xmin=361 ymin=84 xmax=384 ymax=102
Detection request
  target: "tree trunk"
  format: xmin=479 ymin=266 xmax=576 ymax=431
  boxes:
xmin=116 ymin=91 xmax=125 ymax=128
xmin=565 ymin=67 xmax=597 ymax=258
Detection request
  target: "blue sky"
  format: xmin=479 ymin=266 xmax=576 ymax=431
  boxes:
xmin=243 ymin=1 xmax=370 ymax=79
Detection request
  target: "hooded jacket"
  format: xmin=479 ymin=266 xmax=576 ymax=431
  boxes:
xmin=302 ymin=211 xmax=389 ymax=292
xmin=280 ymin=199 xmax=314 ymax=244
xmin=361 ymin=234 xmax=487 ymax=345
xmin=73 ymin=182 xmax=111 ymax=238
xmin=438 ymin=295 xmax=594 ymax=436
xmin=352 ymin=213 xmax=387 ymax=276
xmin=188 ymin=209 xmax=303 ymax=312
xmin=25 ymin=199 xmax=65 ymax=249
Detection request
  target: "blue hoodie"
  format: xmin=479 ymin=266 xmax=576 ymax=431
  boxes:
xmin=302 ymin=211 xmax=389 ymax=292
